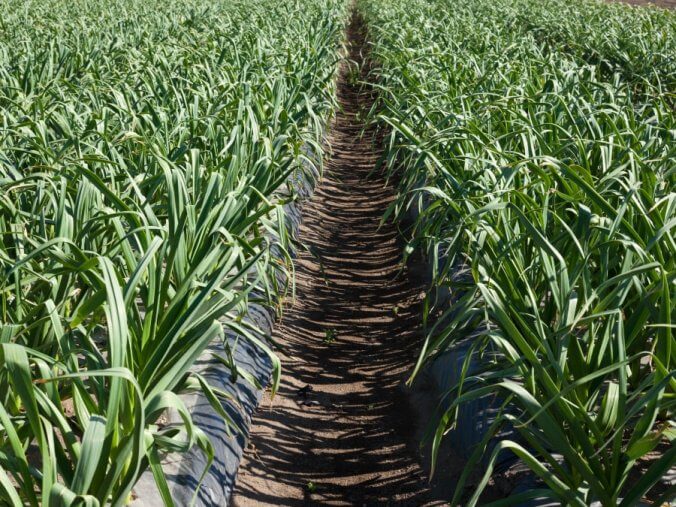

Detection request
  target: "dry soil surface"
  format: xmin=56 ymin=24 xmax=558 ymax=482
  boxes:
xmin=233 ymin=1 xmax=674 ymax=505
xmin=233 ymin=13 xmax=443 ymax=507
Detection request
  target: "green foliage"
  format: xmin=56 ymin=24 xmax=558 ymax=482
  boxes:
xmin=0 ymin=0 xmax=346 ymax=503
xmin=360 ymin=0 xmax=675 ymax=504
xmin=323 ymin=328 xmax=338 ymax=344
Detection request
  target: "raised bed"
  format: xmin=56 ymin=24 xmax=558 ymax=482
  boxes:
xmin=131 ymin=132 xmax=329 ymax=506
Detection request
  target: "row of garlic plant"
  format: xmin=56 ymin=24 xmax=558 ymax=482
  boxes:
xmin=360 ymin=0 xmax=675 ymax=504
xmin=0 ymin=0 xmax=346 ymax=503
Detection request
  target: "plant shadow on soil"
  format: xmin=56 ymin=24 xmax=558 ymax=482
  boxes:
xmin=232 ymin=1 xmax=676 ymax=505
xmin=232 ymin=11 xmax=460 ymax=507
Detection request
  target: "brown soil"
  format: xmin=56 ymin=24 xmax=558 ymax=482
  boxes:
xmin=233 ymin=2 xmax=674 ymax=506
xmin=232 ymin=13 xmax=447 ymax=507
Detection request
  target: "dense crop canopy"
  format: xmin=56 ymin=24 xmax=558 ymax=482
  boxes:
xmin=361 ymin=0 xmax=675 ymax=504
xmin=0 ymin=0 xmax=346 ymax=503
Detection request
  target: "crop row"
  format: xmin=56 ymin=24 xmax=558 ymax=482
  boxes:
xmin=361 ymin=0 xmax=675 ymax=504
xmin=0 ymin=0 xmax=346 ymax=503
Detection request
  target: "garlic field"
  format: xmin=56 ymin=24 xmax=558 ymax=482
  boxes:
xmin=363 ymin=0 xmax=675 ymax=504
xmin=0 ymin=0 xmax=345 ymax=503
xmin=0 ymin=0 xmax=673 ymax=505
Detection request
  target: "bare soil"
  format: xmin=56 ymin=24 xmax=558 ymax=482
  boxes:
xmin=233 ymin=2 xmax=674 ymax=506
xmin=232 ymin=13 xmax=448 ymax=507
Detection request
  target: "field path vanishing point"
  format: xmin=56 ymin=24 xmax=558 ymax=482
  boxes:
xmin=233 ymin=11 xmax=441 ymax=506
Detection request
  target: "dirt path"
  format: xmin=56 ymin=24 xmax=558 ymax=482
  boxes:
xmin=232 ymin=12 xmax=439 ymax=507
